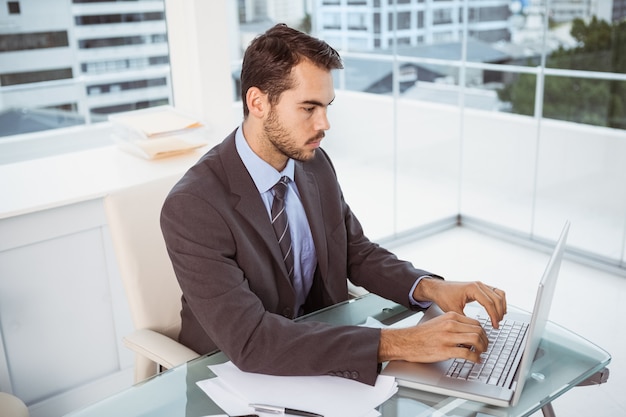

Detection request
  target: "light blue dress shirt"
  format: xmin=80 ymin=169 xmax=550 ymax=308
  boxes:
xmin=235 ymin=127 xmax=317 ymax=314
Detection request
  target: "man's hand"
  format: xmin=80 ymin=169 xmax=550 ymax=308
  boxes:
xmin=377 ymin=279 xmax=507 ymax=365
xmin=378 ymin=311 xmax=488 ymax=363
xmin=414 ymin=278 xmax=507 ymax=329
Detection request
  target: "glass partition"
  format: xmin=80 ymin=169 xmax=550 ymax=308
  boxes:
xmin=234 ymin=0 xmax=626 ymax=266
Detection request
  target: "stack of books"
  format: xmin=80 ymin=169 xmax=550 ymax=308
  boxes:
xmin=109 ymin=106 xmax=210 ymax=159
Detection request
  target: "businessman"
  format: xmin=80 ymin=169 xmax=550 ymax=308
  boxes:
xmin=161 ymin=23 xmax=507 ymax=386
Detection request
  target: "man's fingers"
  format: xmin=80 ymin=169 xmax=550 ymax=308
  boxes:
xmin=449 ymin=329 xmax=489 ymax=362
xmin=440 ymin=313 xmax=489 ymax=353
xmin=493 ymin=287 xmax=507 ymax=315
xmin=452 ymin=345 xmax=484 ymax=363
xmin=488 ymin=285 xmax=507 ymax=313
xmin=475 ymin=283 xmax=507 ymax=328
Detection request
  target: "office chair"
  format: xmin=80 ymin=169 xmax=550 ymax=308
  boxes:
xmin=104 ymin=175 xmax=200 ymax=383
xmin=0 ymin=392 xmax=29 ymax=417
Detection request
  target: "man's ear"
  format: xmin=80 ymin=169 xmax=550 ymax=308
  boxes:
xmin=246 ymin=87 xmax=268 ymax=118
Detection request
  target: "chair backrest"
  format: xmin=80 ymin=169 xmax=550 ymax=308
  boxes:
xmin=0 ymin=392 xmax=29 ymax=417
xmin=104 ymin=175 xmax=183 ymax=340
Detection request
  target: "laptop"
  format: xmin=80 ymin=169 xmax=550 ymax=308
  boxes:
xmin=382 ymin=221 xmax=570 ymax=407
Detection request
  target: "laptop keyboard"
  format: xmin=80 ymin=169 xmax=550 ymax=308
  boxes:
xmin=445 ymin=317 xmax=528 ymax=387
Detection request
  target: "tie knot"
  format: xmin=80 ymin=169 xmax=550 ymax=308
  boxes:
xmin=272 ymin=176 xmax=290 ymax=199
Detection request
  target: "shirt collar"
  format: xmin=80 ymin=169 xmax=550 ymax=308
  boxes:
xmin=235 ymin=125 xmax=295 ymax=194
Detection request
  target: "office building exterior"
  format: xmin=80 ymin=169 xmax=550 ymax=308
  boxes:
xmin=0 ymin=0 xmax=171 ymax=136
xmin=547 ymin=0 xmax=592 ymax=22
xmin=238 ymin=0 xmax=308 ymax=27
xmin=313 ymin=0 xmax=512 ymax=51
xmin=610 ymin=0 xmax=626 ymax=20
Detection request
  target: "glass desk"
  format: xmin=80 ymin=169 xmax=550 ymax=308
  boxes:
xmin=65 ymin=294 xmax=610 ymax=417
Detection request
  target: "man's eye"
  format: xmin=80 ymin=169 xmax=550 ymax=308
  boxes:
xmin=304 ymin=107 xmax=315 ymax=112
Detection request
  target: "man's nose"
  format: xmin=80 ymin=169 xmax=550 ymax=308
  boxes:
xmin=316 ymin=110 xmax=330 ymax=131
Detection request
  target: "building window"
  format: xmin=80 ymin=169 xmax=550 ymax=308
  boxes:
xmin=7 ymin=1 xmax=20 ymax=14
xmin=75 ymin=12 xmax=165 ymax=25
xmin=397 ymin=11 xmax=411 ymax=30
xmin=1 ymin=68 xmax=73 ymax=86
xmin=0 ymin=31 xmax=69 ymax=52
xmin=86 ymin=77 xmax=167 ymax=95
xmin=78 ymin=34 xmax=166 ymax=49
xmin=468 ymin=6 xmax=509 ymax=23
xmin=388 ymin=10 xmax=412 ymax=31
xmin=348 ymin=13 xmax=368 ymax=30
xmin=322 ymin=13 xmax=341 ymax=30
xmin=81 ymin=56 xmax=169 ymax=74
xmin=72 ymin=0 xmax=158 ymax=2
xmin=433 ymin=9 xmax=453 ymax=25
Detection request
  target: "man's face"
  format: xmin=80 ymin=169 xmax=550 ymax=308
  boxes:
xmin=262 ymin=59 xmax=335 ymax=163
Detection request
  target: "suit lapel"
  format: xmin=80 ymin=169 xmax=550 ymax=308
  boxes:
xmin=219 ymin=134 xmax=295 ymax=300
xmin=295 ymin=162 xmax=329 ymax=284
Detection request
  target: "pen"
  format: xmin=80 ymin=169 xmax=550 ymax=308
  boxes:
xmin=249 ymin=403 xmax=324 ymax=417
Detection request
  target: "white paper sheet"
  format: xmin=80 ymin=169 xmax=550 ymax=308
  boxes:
xmin=196 ymin=361 xmax=397 ymax=417
xmin=196 ymin=377 xmax=256 ymax=416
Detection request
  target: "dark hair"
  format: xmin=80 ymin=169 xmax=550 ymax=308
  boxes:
xmin=240 ymin=24 xmax=343 ymax=118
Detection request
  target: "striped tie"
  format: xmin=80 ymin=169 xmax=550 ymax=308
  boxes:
xmin=271 ymin=176 xmax=294 ymax=281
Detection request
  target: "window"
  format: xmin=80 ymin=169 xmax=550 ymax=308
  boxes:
xmin=78 ymin=34 xmax=167 ymax=49
xmin=75 ymin=12 xmax=164 ymax=25
xmin=433 ymin=9 xmax=453 ymax=25
xmin=86 ymin=77 xmax=167 ymax=95
xmin=323 ymin=13 xmax=341 ymax=30
xmin=1 ymin=68 xmax=73 ymax=86
xmin=0 ymin=31 xmax=69 ymax=52
xmin=81 ymin=56 xmax=169 ymax=75
xmin=8 ymin=1 xmax=20 ymax=14
xmin=348 ymin=13 xmax=368 ymax=30
xmin=0 ymin=0 xmax=172 ymax=139
xmin=308 ymin=0 xmax=626 ymax=262
xmin=468 ymin=6 xmax=509 ymax=23
xmin=397 ymin=11 xmax=411 ymax=30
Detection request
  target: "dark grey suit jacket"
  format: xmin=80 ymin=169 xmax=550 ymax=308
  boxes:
xmin=161 ymin=129 xmax=437 ymax=385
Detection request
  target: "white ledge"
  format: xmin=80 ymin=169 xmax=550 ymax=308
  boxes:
xmin=0 ymin=131 xmax=216 ymax=220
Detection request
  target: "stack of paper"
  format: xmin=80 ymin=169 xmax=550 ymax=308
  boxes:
xmin=109 ymin=106 xmax=210 ymax=159
xmin=197 ymin=361 xmax=398 ymax=417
